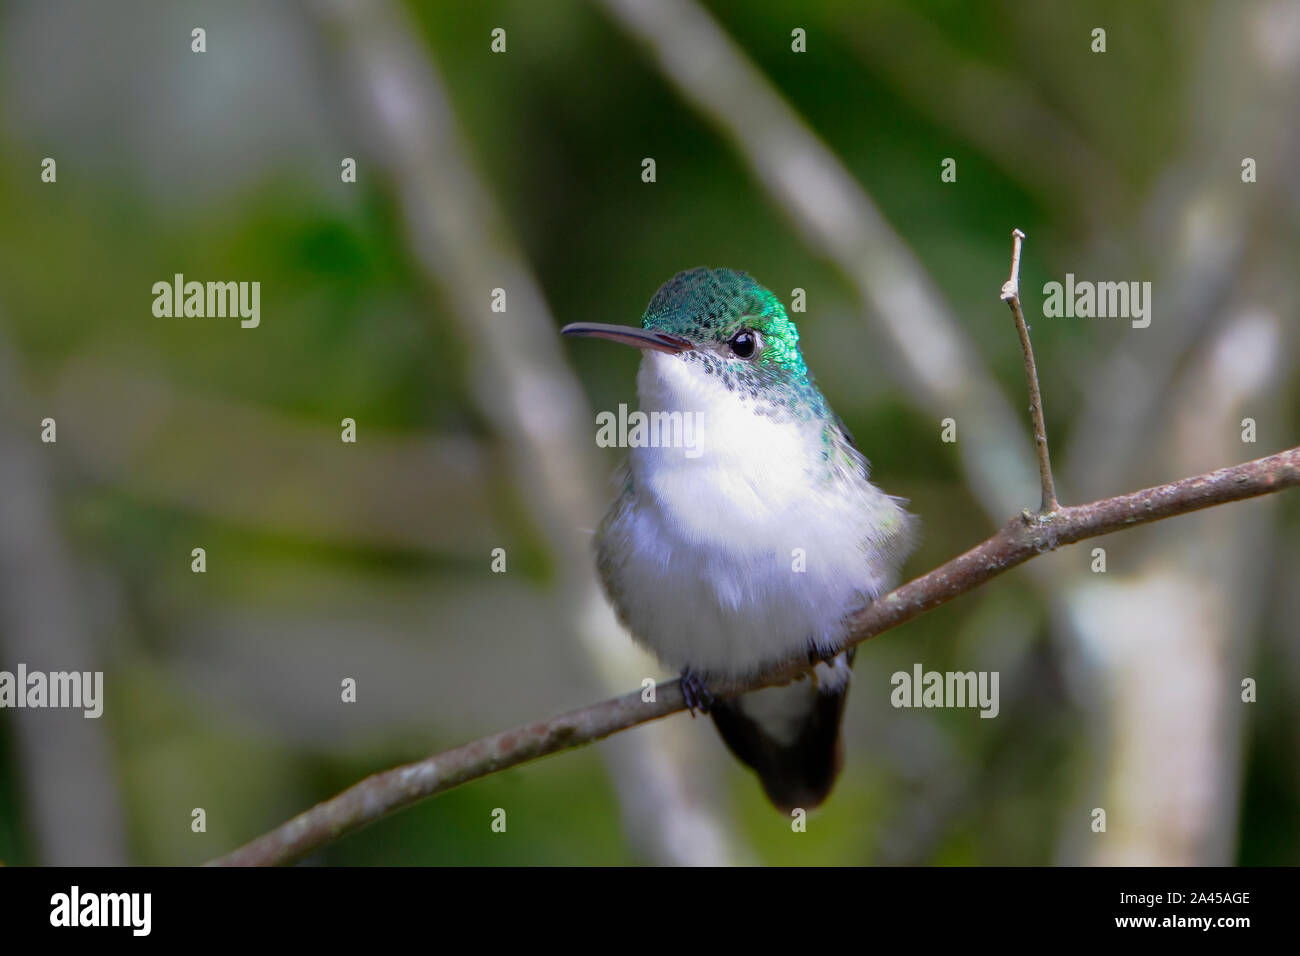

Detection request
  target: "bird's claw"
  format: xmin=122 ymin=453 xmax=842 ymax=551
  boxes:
xmin=680 ymin=669 xmax=714 ymax=717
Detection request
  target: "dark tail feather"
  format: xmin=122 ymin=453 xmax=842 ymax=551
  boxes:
xmin=710 ymin=657 xmax=851 ymax=813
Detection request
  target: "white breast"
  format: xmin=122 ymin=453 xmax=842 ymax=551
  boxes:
xmin=597 ymin=352 xmax=915 ymax=680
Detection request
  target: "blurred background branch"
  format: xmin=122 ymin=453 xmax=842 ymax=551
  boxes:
xmin=0 ymin=327 xmax=127 ymax=865
xmin=301 ymin=0 xmax=741 ymax=864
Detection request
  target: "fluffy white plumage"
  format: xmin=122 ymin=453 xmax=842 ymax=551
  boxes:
xmin=596 ymin=351 xmax=915 ymax=683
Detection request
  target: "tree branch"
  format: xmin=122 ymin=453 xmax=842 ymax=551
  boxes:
xmin=208 ymin=445 xmax=1300 ymax=866
xmin=1000 ymin=228 xmax=1059 ymax=513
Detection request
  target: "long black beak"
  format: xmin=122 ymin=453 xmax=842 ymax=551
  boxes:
xmin=560 ymin=322 xmax=693 ymax=354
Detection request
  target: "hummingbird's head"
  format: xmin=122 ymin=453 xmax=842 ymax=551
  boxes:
xmin=562 ymin=268 xmax=813 ymax=402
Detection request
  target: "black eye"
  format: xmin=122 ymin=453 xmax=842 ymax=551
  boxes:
xmin=728 ymin=330 xmax=760 ymax=359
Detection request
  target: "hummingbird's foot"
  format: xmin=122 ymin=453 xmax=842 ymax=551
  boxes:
xmin=805 ymin=643 xmax=839 ymax=667
xmin=680 ymin=668 xmax=714 ymax=717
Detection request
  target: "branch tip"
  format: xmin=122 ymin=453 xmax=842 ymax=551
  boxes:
xmin=1000 ymin=228 xmax=1026 ymax=301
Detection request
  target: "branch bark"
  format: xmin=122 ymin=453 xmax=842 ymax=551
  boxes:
xmin=208 ymin=445 xmax=1300 ymax=866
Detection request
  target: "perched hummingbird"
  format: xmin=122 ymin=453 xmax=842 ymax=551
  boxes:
xmin=563 ymin=268 xmax=916 ymax=811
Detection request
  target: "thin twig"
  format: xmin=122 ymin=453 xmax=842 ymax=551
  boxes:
xmin=208 ymin=446 xmax=1300 ymax=866
xmin=1001 ymin=228 xmax=1059 ymax=513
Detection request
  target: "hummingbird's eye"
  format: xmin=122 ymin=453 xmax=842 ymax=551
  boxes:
xmin=728 ymin=329 xmax=761 ymax=359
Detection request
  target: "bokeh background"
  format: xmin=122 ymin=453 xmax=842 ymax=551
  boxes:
xmin=0 ymin=0 xmax=1297 ymax=865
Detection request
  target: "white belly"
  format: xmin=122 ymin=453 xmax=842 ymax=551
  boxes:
xmin=595 ymin=353 xmax=914 ymax=680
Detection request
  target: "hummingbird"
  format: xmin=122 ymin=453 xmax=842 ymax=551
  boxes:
xmin=563 ymin=268 xmax=917 ymax=811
